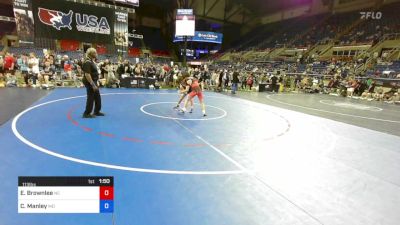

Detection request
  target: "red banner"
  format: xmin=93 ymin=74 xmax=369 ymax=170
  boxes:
xmin=60 ymin=39 xmax=79 ymax=51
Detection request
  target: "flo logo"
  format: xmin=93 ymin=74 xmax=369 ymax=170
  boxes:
xmin=360 ymin=12 xmax=382 ymax=19
xmin=38 ymin=8 xmax=73 ymax=30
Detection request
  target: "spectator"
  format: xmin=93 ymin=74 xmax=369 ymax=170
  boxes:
xmin=383 ymin=87 xmax=398 ymax=102
xmin=117 ymin=60 xmax=132 ymax=77
xmin=100 ymin=59 xmax=110 ymax=79
xmin=105 ymin=63 xmax=120 ymax=88
xmin=17 ymin=54 xmax=29 ymax=86
xmin=223 ymin=70 xmax=230 ymax=90
xmin=231 ymin=70 xmax=239 ymax=94
xmin=40 ymin=60 xmax=56 ymax=86
xmin=270 ymin=75 xmax=278 ymax=92
xmin=327 ymin=77 xmax=338 ymax=89
xmin=134 ymin=63 xmax=143 ymax=77
xmin=5 ymin=73 xmax=17 ymax=87
xmin=27 ymin=53 xmax=40 ymax=87
xmin=0 ymin=72 xmax=5 ymax=88
xmin=4 ymin=53 xmax=15 ymax=75
xmin=217 ymin=69 xmax=224 ymax=92
xmin=63 ymin=56 xmax=73 ymax=80
xmin=247 ymin=74 xmax=254 ymax=90
xmin=240 ymin=73 xmax=247 ymax=90
xmin=373 ymin=87 xmax=384 ymax=101
xmin=0 ymin=56 xmax=4 ymax=74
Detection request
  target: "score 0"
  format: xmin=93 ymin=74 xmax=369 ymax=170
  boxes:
xmin=99 ymin=184 xmax=113 ymax=213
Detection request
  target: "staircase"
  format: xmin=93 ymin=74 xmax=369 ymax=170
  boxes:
xmin=298 ymin=17 xmax=363 ymax=60
xmin=387 ymin=47 xmax=400 ymax=61
xmin=316 ymin=42 xmax=334 ymax=59
xmin=333 ymin=18 xmax=365 ymax=41
xmin=357 ymin=34 xmax=392 ymax=60
xmin=267 ymin=47 xmax=286 ymax=59
xmin=218 ymin=52 xmax=233 ymax=61
xmin=242 ymin=50 xmax=255 ymax=59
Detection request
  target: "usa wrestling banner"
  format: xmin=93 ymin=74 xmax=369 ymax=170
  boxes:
xmin=32 ymin=0 xmax=114 ymax=43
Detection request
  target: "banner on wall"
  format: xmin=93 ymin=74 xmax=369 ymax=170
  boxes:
xmin=32 ymin=0 xmax=114 ymax=43
xmin=128 ymin=29 xmax=143 ymax=48
xmin=115 ymin=0 xmax=139 ymax=7
xmin=13 ymin=0 xmax=35 ymax=44
xmin=114 ymin=10 xmax=128 ymax=46
xmin=174 ymin=31 xmax=223 ymax=44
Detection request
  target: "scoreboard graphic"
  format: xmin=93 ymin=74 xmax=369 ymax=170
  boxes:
xmin=18 ymin=176 xmax=114 ymax=213
xmin=175 ymin=9 xmax=195 ymax=37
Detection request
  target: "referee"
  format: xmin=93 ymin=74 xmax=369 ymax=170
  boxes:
xmin=82 ymin=48 xmax=105 ymax=118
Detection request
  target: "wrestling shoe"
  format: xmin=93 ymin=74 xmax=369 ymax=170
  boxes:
xmin=189 ymin=109 xmax=193 ymax=113
xmin=173 ymin=105 xmax=179 ymax=110
xmin=94 ymin=112 xmax=105 ymax=116
xmin=83 ymin=114 xmax=96 ymax=119
xmin=179 ymin=108 xmax=187 ymax=114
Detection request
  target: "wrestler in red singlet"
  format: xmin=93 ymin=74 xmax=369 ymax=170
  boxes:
xmin=181 ymin=78 xmax=206 ymax=117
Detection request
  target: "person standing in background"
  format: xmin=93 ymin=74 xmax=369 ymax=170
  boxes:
xmin=247 ymin=73 xmax=254 ymax=90
xmin=240 ymin=72 xmax=247 ymax=90
xmin=63 ymin=55 xmax=73 ymax=80
xmin=27 ymin=53 xmax=39 ymax=87
xmin=217 ymin=69 xmax=224 ymax=92
xmin=4 ymin=52 xmax=15 ymax=75
xmin=270 ymin=74 xmax=278 ymax=92
xmin=0 ymin=56 xmax=4 ymax=74
xmin=223 ymin=70 xmax=230 ymax=91
xmin=82 ymin=48 xmax=105 ymax=119
xmin=231 ymin=70 xmax=239 ymax=94
xmin=17 ymin=54 xmax=29 ymax=86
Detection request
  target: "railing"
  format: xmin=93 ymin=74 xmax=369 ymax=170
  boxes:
xmin=383 ymin=33 xmax=400 ymax=41
xmin=303 ymin=42 xmax=321 ymax=58
xmin=354 ymin=62 xmax=367 ymax=74
xmin=354 ymin=33 xmax=400 ymax=73
xmin=386 ymin=47 xmax=400 ymax=60
xmin=292 ymin=71 xmax=398 ymax=78
xmin=356 ymin=33 xmax=399 ymax=60
xmin=317 ymin=42 xmax=334 ymax=58
xmin=286 ymin=72 xmax=333 ymax=77
xmin=284 ymin=72 xmax=400 ymax=85
xmin=267 ymin=47 xmax=287 ymax=59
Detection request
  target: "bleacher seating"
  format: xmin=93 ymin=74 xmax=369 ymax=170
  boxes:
xmin=232 ymin=21 xmax=282 ymax=51
xmin=312 ymin=63 xmax=328 ymax=74
xmin=8 ymin=47 xmax=45 ymax=58
xmin=260 ymin=14 xmax=327 ymax=49
xmin=226 ymin=4 xmax=400 ymax=52
xmin=304 ymin=11 xmax=360 ymax=46
xmin=366 ymin=60 xmax=400 ymax=78
xmin=8 ymin=47 xmax=85 ymax=60
xmin=230 ymin=11 xmax=361 ymax=51
xmin=340 ymin=2 xmax=400 ymax=45
xmin=296 ymin=64 xmax=307 ymax=73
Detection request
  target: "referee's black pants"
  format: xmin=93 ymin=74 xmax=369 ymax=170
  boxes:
xmin=83 ymin=80 xmax=102 ymax=116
